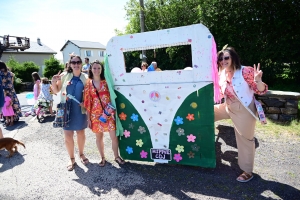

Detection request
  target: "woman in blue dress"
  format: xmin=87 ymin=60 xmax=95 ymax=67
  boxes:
xmin=51 ymin=55 xmax=89 ymax=171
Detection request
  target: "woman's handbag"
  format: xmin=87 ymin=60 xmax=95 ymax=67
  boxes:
xmin=53 ymin=102 xmax=71 ymax=128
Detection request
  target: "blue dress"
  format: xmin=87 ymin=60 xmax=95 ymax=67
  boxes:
xmin=64 ymin=76 xmax=87 ymax=131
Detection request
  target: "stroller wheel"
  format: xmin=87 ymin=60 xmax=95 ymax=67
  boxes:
xmin=36 ymin=107 xmax=45 ymax=123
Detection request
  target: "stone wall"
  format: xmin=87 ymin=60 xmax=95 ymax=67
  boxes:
xmin=256 ymin=90 xmax=300 ymax=121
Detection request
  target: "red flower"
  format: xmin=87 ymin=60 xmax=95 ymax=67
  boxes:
xmin=119 ymin=112 xmax=127 ymax=120
xmin=186 ymin=113 xmax=195 ymax=121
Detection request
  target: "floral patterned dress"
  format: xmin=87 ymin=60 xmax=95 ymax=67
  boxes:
xmin=84 ymin=79 xmax=116 ymax=133
xmin=0 ymin=71 xmax=22 ymax=117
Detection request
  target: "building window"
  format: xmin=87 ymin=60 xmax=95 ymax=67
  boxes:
xmin=85 ymin=50 xmax=92 ymax=57
xmin=99 ymin=51 xmax=104 ymax=57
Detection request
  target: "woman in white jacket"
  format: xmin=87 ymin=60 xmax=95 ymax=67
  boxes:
xmin=214 ymin=46 xmax=268 ymax=182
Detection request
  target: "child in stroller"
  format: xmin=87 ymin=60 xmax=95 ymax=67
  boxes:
xmin=34 ymin=77 xmax=54 ymax=122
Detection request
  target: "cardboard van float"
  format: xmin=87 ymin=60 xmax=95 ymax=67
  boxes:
xmin=106 ymin=24 xmax=218 ymax=168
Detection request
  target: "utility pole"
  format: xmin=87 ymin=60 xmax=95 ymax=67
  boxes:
xmin=139 ymin=0 xmax=146 ymax=61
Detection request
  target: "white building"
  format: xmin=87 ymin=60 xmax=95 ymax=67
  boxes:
xmin=60 ymin=40 xmax=106 ymax=64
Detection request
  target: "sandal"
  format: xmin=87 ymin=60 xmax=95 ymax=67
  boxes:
xmin=67 ymin=158 xmax=76 ymax=171
xmin=236 ymin=172 xmax=253 ymax=183
xmin=99 ymin=157 xmax=106 ymax=167
xmin=115 ymin=156 xmax=125 ymax=165
xmin=80 ymin=154 xmax=89 ymax=165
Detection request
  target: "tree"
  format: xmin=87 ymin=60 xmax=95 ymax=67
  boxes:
xmin=121 ymin=0 xmax=199 ymax=71
xmin=44 ymin=56 xmax=64 ymax=79
xmin=121 ymin=0 xmax=300 ymax=89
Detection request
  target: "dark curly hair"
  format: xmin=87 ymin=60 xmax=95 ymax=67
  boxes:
xmin=88 ymin=60 xmax=105 ymax=80
xmin=0 ymin=60 xmax=8 ymax=72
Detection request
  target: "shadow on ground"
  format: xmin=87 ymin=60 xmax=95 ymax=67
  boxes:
xmin=3 ymin=121 xmax=28 ymax=131
xmin=0 ymin=151 xmax=25 ymax=173
xmin=71 ymin=124 xmax=299 ymax=199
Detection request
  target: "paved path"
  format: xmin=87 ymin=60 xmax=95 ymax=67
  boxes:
xmin=0 ymin=93 xmax=299 ymax=199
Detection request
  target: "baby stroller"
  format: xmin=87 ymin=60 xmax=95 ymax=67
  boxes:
xmin=34 ymin=98 xmax=51 ymax=123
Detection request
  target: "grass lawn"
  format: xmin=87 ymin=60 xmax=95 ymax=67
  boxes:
xmin=220 ymin=101 xmax=300 ymax=138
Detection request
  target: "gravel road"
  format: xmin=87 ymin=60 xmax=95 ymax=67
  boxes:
xmin=0 ymin=115 xmax=299 ymax=200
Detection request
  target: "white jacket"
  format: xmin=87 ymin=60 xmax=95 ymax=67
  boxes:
xmin=220 ymin=66 xmax=254 ymax=107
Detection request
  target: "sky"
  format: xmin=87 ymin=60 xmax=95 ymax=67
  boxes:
xmin=0 ymin=0 xmax=129 ymax=60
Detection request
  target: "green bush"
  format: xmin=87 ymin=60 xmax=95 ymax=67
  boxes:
xmin=44 ymin=56 xmax=64 ymax=79
xmin=12 ymin=61 xmax=40 ymax=82
xmin=6 ymin=56 xmax=22 ymax=70
xmin=13 ymin=77 xmax=23 ymax=94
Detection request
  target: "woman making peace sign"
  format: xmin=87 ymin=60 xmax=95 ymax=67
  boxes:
xmin=214 ymin=46 xmax=268 ymax=183
xmin=52 ymin=55 xmax=89 ymax=171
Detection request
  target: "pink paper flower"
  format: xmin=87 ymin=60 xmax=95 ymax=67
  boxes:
xmin=174 ymin=153 xmax=182 ymax=162
xmin=187 ymin=134 xmax=196 ymax=142
xmin=124 ymin=130 xmax=130 ymax=138
xmin=140 ymin=150 xmax=148 ymax=158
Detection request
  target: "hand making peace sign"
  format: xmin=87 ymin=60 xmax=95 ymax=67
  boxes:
xmin=52 ymin=70 xmax=63 ymax=82
xmin=253 ymin=63 xmax=263 ymax=82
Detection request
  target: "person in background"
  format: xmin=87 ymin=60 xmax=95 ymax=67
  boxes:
xmin=84 ymin=60 xmax=125 ymax=167
xmin=0 ymin=75 xmax=4 ymax=138
xmin=82 ymin=57 xmax=90 ymax=74
xmin=2 ymin=89 xmax=15 ymax=126
xmin=214 ymin=46 xmax=268 ymax=183
xmin=64 ymin=62 xmax=69 ymax=72
xmin=151 ymin=61 xmax=162 ymax=71
xmin=51 ymin=55 xmax=89 ymax=171
xmin=32 ymin=72 xmax=41 ymax=103
xmin=141 ymin=62 xmax=148 ymax=72
xmin=0 ymin=60 xmax=22 ymax=118
xmin=37 ymin=77 xmax=54 ymax=116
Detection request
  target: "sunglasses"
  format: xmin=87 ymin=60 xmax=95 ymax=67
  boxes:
xmin=218 ymin=56 xmax=230 ymax=62
xmin=70 ymin=61 xmax=82 ymax=65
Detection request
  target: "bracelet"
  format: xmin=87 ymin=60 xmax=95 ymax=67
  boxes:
xmin=254 ymin=80 xmax=262 ymax=83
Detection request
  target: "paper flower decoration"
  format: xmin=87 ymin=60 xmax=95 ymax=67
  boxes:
xmin=174 ymin=116 xmax=183 ymax=125
xmin=120 ymin=103 xmax=125 ymax=109
xmin=126 ymin=146 xmax=133 ymax=154
xmin=191 ymin=144 xmax=200 ymax=152
xmin=187 ymin=134 xmax=196 ymax=142
xmin=119 ymin=112 xmax=127 ymax=120
xmin=174 ymin=153 xmax=182 ymax=162
xmin=186 ymin=114 xmax=195 ymax=121
xmin=136 ymin=139 xmax=143 ymax=147
xmin=124 ymin=130 xmax=130 ymax=138
xmin=190 ymin=102 xmax=197 ymax=109
xmin=175 ymin=145 xmax=184 ymax=153
xmin=176 ymin=128 xmax=185 ymax=136
xmin=129 ymin=123 xmax=134 ymax=129
xmin=138 ymin=126 xmax=146 ymax=134
xmin=187 ymin=151 xmax=195 ymax=158
xmin=140 ymin=150 xmax=148 ymax=158
xmin=131 ymin=113 xmax=139 ymax=122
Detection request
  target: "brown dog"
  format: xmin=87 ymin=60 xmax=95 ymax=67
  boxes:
xmin=0 ymin=137 xmax=26 ymax=157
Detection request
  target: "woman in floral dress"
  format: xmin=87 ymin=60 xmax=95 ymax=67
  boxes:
xmin=0 ymin=61 xmax=22 ymax=119
xmin=84 ymin=60 xmax=125 ymax=167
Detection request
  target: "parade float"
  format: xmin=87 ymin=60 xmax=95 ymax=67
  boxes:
xmin=106 ymin=24 xmax=219 ymax=168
